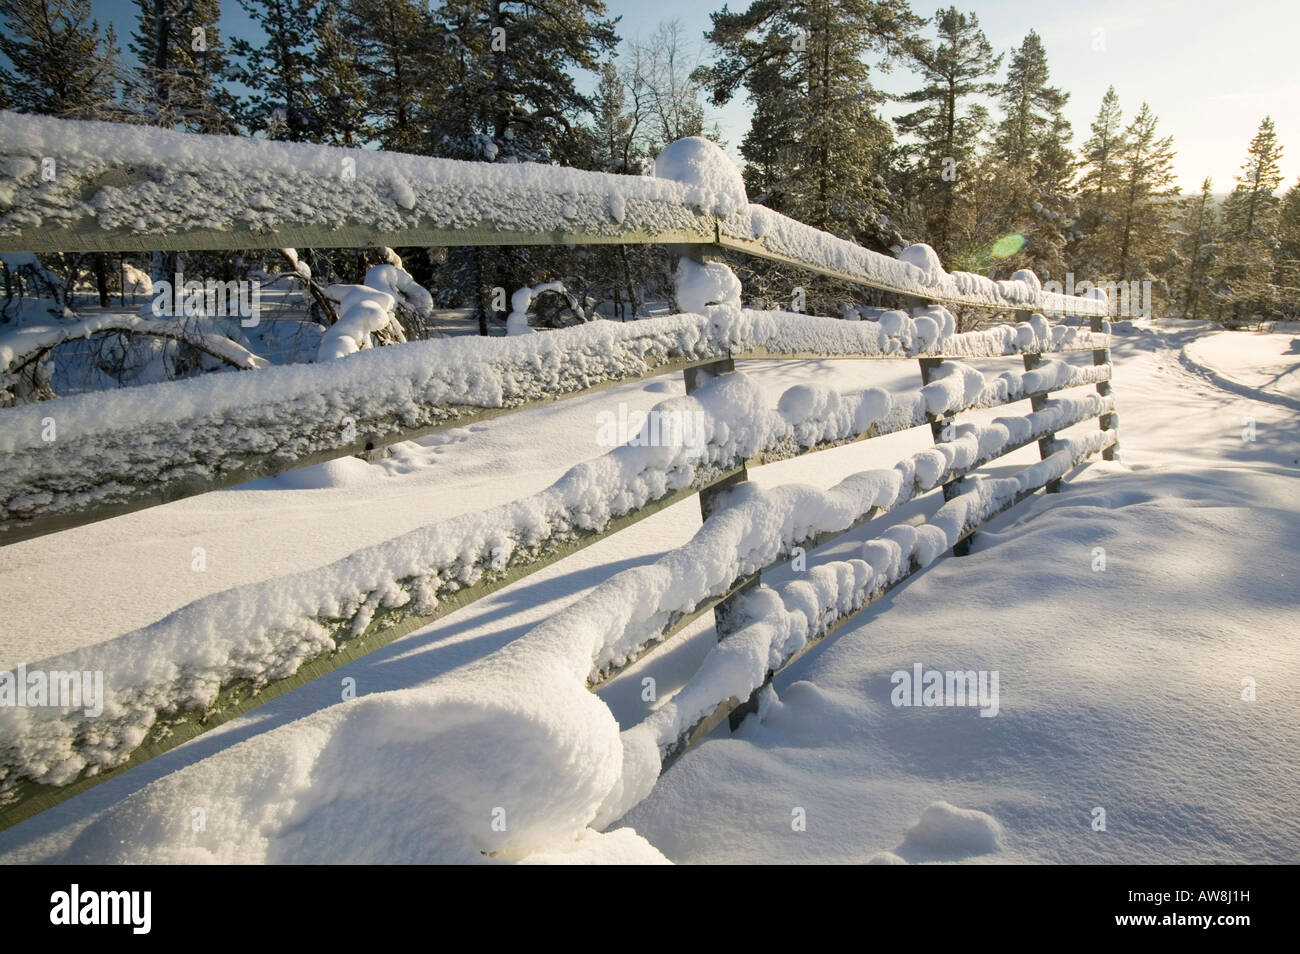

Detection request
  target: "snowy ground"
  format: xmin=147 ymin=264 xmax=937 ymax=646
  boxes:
xmin=1181 ymin=323 xmax=1300 ymax=408
xmin=0 ymin=317 xmax=1295 ymax=863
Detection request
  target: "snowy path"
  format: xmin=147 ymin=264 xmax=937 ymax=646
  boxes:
xmin=0 ymin=321 xmax=1295 ymax=863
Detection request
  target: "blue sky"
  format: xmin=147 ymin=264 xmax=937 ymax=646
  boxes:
xmin=87 ymin=0 xmax=1298 ymax=193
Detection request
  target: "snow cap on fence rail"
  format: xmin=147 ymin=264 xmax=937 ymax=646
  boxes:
xmin=0 ymin=112 xmax=723 ymax=249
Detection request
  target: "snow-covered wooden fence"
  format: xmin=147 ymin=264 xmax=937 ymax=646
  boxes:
xmin=0 ymin=117 xmax=1118 ymax=832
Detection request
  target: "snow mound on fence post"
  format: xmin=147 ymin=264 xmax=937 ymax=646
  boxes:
xmin=653 ymin=137 xmax=747 ymax=217
xmin=897 ymin=243 xmax=943 ymax=285
xmin=674 ymin=258 xmax=742 ymax=314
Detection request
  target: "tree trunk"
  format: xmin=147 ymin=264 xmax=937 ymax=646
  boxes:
xmin=94 ymin=254 xmax=110 ymax=307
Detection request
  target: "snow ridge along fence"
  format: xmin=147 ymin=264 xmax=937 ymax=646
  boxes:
xmin=0 ymin=120 xmax=1117 ymax=833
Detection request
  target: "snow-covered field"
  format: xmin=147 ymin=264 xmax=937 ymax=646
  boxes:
xmin=0 ymin=318 xmax=1295 ymax=863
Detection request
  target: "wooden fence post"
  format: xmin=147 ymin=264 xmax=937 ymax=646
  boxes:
xmin=918 ymin=355 xmax=972 ymax=556
xmin=675 ymin=244 xmax=759 ymax=650
xmin=1090 ymin=313 xmax=1119 ymax=460
xmin=1016 ymin=309 xmax=1062 ymax=494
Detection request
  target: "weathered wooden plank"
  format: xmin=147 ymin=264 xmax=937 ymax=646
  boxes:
xmin=917 ymin=355 xmax=971 ymax=556
xmin=0 ymin=351 xmax=729 ymax=547
xmin=0 ymin=115 xmax=1105 ymax=317
xmin=0 ymin=221 xmax=715 ymax=255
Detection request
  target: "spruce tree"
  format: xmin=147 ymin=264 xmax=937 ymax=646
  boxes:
xmin=1114 ymin=102 xmax=1178 ymax=286
xmin=129 ymin=0 xmax=235 ymax=132
xmin=989 ymin=30 xmax=1073 ymax=277
xmin=894 ymin=6 xmax=1000 ymax=260
xmin=229 ymin=0 xmax=321 ymax=141
xmin=1178 ymin=177 xmax=1218 ymax=320
xmin=1217 ymin=116 xmax=1285 ymax=323
xmin=0 ymin=0 xmax=122 ymax=119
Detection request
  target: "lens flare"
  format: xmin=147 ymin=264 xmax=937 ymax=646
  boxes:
xmin=991 ymin=233 xmax=1026 ymax=258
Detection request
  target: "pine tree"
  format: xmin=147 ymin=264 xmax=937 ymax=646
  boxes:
xmin=994 ymin=31 xmax=1066 ymax=167
xmin=1178 ymin=177 xmax=1218 ymax=320
xmin=1 ymin=0 xmax=126 ymax=311
xmin=432 ymin=0 xmax=618 ymax=164
xmin=1216 ymin=116 xmax=1285 ymax=323
xmin=343 ymin=0 xmax=436 ymax=154
xmin=699 ymin=0 xmax=920 ymax=251
xmin=1069 ymin=86 xmax=1124 ymax=274
xmin=1080 ymin=86 xmax=1123 ymax=197
xmin=1225 ymin=116 xmax=1284 ymax=240
xmin=893 ymin=6 xmax=1000 ymax=260
xmin=1114 ymin=103 xmax=1178 ymax=285
xmin=229 ymin=0 xmax=320 ymax=141
xmin=727 ymin=54 xmax=803 ymax=212
xmin=0 ymin=0 xmax=122 ymax=119
xmin=129 ymin=0 xmax=235 ymax=132
xmin=428 ymin=0 xmax=619 ymax=334
xmin=1276 ymin=179 xmax=1300 ymax=320
xmin=311 ymin=0 xmax=369 ymax=145
xmin=989 ymin=30 xmax=1073 ymax=277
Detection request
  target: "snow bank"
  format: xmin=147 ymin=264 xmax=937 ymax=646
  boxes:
xmin=56 ymin=626 xmax=667 ymax=863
